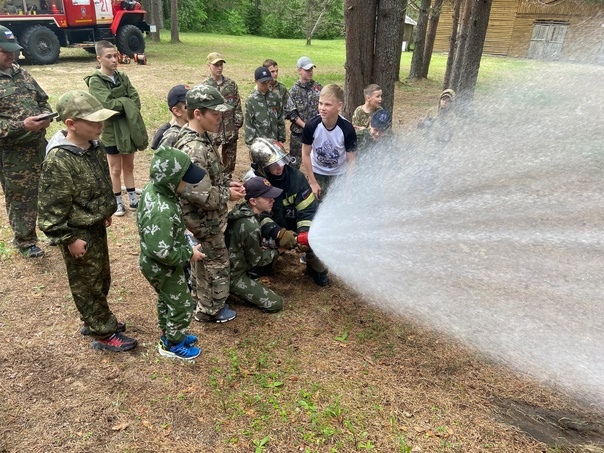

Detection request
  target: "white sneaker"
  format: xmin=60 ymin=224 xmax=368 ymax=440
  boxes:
xmin=114 ymin=203 xmax=126 ymax=217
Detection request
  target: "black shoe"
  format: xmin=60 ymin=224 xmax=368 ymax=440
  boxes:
xmin=194 ymin=304 xmax=237 ymax=323
xmin=81 ymin=322 xmax=126 ymax=336
xmin=20 ymin=245 xmax=44 ymax=258
xmin=307 ymin=265 xmax=329 ymax=287
xmin=91 ymin=332 xmax=137 ymax=352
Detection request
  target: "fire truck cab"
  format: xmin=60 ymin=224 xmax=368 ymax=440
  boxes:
xmin=0 ymin=0 xmax=150 ymax=64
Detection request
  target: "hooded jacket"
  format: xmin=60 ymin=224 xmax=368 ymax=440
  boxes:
xmin=84 ymin=70 xmax=148 ymax=152
xmin=38 ymin=130 xmax=116 ymax=245
xmin=225 ymin=201 xmax=279 ymax=279
xmin=137 ymin=145 xmax=206 ymax=269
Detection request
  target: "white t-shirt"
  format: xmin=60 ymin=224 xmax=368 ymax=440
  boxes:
xmin=302 ymin=115 xmax=357 ymax=176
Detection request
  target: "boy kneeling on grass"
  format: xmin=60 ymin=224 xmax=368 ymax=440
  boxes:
xmin=137 ymin=145 xmax=208 ymax=361
xmin=38 ymin=90 xmax=137 ymax=352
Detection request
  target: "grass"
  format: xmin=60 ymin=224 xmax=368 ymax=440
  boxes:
xmin=1 ymin=32 xmax=602 ymax=452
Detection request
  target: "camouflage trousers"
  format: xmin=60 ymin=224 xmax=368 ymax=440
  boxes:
xmin=288 ymin=133 xmax=303 ymax=169
xmin=306 ymin=249 xmax=327 ymax=273
xmin=140 ymin=259 xmax=194 ymax=344
xmin=191 ymin=230 xmax=230 ymax=319
xmin=0 ymin=139 xmax=45 ymax=249
xmin=314 ymin=173 xmax=338 ymax=202
xmin=230 ymin=271 xmax=283 ymax=312
xmin=218 ymin=135 xmax=238 ymax=176
xmin=59 ymin=224 xmax=118 ymax=338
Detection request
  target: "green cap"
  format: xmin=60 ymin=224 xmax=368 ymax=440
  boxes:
xmin=56 ymin=90 xmax=118 ymax=122
xmin=0 ymin=26 xmax=22 ymax=52
xmin=186 ymin=84 xmax=232 ymax=112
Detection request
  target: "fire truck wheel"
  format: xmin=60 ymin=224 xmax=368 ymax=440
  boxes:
xmin=116 ymin=25 xmax=145 ymax=58
xmin=21 ymin=25 xmax=60 ymax=65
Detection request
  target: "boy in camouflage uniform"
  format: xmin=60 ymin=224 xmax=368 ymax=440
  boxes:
xmin=38 ymin=90 xmax=137 ymax=352
xmin=352 ymin=84 xmax=383 ymax=150
xmin=150 ymin=84 xmax=189 ymax=150
xmin=138 ymin=145 xmax=207 ymax=360
xmin=285 ymin=56 xmax=322 ymax=169
xmin=263 ymin=59 xmax=289 ymax=110
xmin=202 ymin=52 xmax=243 ymax=175
xmin=0 ymin=25 xmax=52 ymax=258
xmin=243 ymin=67 xmax=286 ymax=146
xmin=225 ymin=177 xmax=286 ymax=312
xmin=174 ymin=84 xmax=246 ymax=323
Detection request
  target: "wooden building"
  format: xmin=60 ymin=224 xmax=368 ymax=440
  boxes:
xmin=433 ymin=0 xmax=604 ymax=64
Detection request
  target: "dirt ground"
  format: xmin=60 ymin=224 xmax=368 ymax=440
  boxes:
xmin=0 ymin=51 xmax=603 ymax=452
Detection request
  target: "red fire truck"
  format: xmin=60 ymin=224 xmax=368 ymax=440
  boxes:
xmin=0 ymin=0 xmax=150 ymax=64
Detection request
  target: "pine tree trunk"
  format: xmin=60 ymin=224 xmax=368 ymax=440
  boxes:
xmin=408 ymin=0 xmax=431 ymax=80
xmin=170 ymin=0 xmax=179 ymax=43
xmin=343 ymin=0 xmax=378 ymax=119
xmin=450 ymin=0 xmax=472 ymax=91
xmin=150 ymin=0 xmax=161 ymax=42
xmin=395 ymin=0 xmax=408 ymax=82
xmin=373 ymin=0 xmax=406 ymax=112
xmin=443 ymin=0 xmax=463 ymax=89
xmin=420 ymin=0 xmax=444 ymax=78
xmin=457 ymin=0 xmax=493 ymax=106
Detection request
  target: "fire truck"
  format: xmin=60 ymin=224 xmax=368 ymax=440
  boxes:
xmin=0 ymin=0 xmax=150 ymax=64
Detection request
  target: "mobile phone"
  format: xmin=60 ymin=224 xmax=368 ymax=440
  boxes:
xmin=35 ymin=112 xmax=59 ymax=121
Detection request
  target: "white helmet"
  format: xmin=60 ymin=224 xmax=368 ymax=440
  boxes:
xmin=249 ymin=138 xmax=294 ymax=176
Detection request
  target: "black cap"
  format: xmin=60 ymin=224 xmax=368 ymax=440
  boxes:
xmin=244 ymin=176 xmax=283 ymax=200
xmin=182 ymin=162 xmax=206 ymax=184
xmin=370 ymin=110 xmax=392 ymax=130
xmin=167 ymin=85 xmax=188 ymax=109
xmin=254 ymin=67 xmax=273 ymax=83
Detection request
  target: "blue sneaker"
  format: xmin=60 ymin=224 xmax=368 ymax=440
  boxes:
xmin=158 ymin=339 xmax=201 ymax=360
xmin=160 ymin=334 xmax=197 ymax=348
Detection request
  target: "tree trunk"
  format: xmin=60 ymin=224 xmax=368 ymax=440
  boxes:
xmin=395 ymin=0 xmax=408 ymax=82
xmin=408 ymin=0 xmax=431 ymax=80
xmin=420 ymin=0 xmax=444 ymax=78
xmin=343 ymin=0 xmax=378 ymax=119
xmin=306 ymin=1 xmax=329 ymax=46
xmin=150 ymin=0 xmax=161 ymax=42
xmin=457 ymin=0 xmax=493 ymax=106
xmin=373 ymin=0 xmax=406 ymax=112
xmin=450 ymin=0 xmax=472 ymax=91
xmin=170 ymin=0 xmax=179 ymax=43
xmin=443 ymin=0 xmax=463 ymax=89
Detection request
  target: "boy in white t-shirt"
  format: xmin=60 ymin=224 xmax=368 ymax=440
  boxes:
xmin=301 ymin=84 xmax=357 ymax=200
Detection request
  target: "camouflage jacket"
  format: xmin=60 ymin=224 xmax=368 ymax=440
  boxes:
xmin=285 ymin=79 xmax=322 ymax=135
xmin=225 ymin=201 xmax=279 ymax=279
xmin=0 ymin=63 xmax=51 ymax=145
xmin=243 ymin=89 xmax=285 ymax=146
xmin=271 ymin=81 xmax=289 ymax=112
xmin=84 ymin=70 xmax=148 ymax=152
xmin=38 ymin=130 xmax=116 ymax=245
xmin=202 ymin=76 xmax=243 ymax=145
xmin=174 ymin=126 xmax=231 ymax=238
xmin=138 ymin=145 xmax=203 ymax=270
xmin=155 ymin=123 xmax=182 ymax=150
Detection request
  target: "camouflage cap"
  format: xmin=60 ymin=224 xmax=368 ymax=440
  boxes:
xmin=186 ymin=84 xmax=232 ymax=112
xmin=0 ymin=26 xmax=22 ymax=52
xmin=56 ymin=90 xmax=119 ymax=122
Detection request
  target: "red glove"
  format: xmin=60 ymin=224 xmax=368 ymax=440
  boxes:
xmin=297 ymin=231 xmax=309 ymax=247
